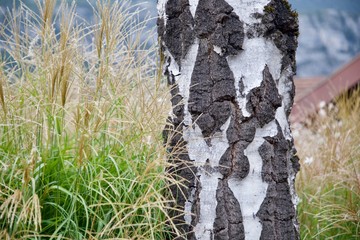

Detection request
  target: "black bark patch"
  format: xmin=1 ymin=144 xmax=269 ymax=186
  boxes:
xmin=259 ymin=140 xmax=275 ymax=183
xmin=194 ymin=0 xmax=244 ymax=56
xmin=231 ymin=141 xmax=250 ymax=179
xmin=256 ymin=182 xmax=298 ymax=240
xmin=260 ymin=0 xmax=298 ymax=116
xmin=219 ymin=141 xmax=250 ymax=179
xmin=210 ymin=50 xmax=237 ymax=101
xmin=188 ymin=39 xmax=236 ymax=140
xmin=209 ymin=101 xmax=232 ymax=131
xmin=247 ymin=65 xmax=282 ymax=127
xmin=260 ymin=133 xmax=290 ymax=183
xmin=227 ymin=116 xmax=257 ymax=144
xmin=261 ymin=0 xmax=298 ymax=67
xmin=214 ymin=180 xmax=245 ymax=240
xmin=196 ymin=113 xmax=215 ymax=138
xmin=262 ymin=123 xmax=291 ymax=183
xmin=218 ymin=148 xmax=232 ymax=176
xmin=187 ymin=39 xmax=212 ymax=116
xmin=163 ymin=0 xmax=195 ymax=67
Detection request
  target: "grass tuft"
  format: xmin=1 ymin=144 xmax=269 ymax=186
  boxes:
xmin=294 ymin=87 xmax=360 ymax=239
xmin=0 ymin=0 xmax=181 ymax=239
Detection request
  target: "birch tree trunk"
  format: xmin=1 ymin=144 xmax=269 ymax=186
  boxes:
xmin=158 ymin=0 xmax=300 ymax=239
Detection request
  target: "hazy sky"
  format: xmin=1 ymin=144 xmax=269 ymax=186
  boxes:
xmin=290 ymin=0 xmax=360 ymax=14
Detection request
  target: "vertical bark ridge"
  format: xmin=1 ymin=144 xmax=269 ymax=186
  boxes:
xmin=258 ymin=1 xmax=301 ymax=238
xmin=257 ymin=123 xmax=298 ymax=240
xmin=214 ymin=179 xmax=244 ymax=240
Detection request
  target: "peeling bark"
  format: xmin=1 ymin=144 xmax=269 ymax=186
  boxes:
xmin=158 ymin=0 xmax=300 ymax=239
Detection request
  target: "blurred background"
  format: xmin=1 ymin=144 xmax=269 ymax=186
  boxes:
xmin=1 ymin=0 xmax=360 ymax=77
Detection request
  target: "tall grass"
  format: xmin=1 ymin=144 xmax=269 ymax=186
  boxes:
xmin=0 ymin=0 xmax=181 ymax=239
xmin=294 ymin=88 xmax=360 ymax=239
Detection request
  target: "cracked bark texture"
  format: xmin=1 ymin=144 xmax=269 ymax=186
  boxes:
xmin=158 ymin=0 xmax=300 ymax=239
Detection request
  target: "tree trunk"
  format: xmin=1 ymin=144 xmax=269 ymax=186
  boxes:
xmin=158 ymin=0 xmax=300 ymax=239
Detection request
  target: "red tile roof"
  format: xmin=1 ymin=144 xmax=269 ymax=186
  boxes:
xmin=294 ymin=76 xmax=325 ymax=102
xmin=291 ymin=54 xmax=360 ymax=123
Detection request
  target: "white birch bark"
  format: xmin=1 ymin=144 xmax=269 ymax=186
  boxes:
xmin=158 ymin=0 xmax=300 ymax=239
